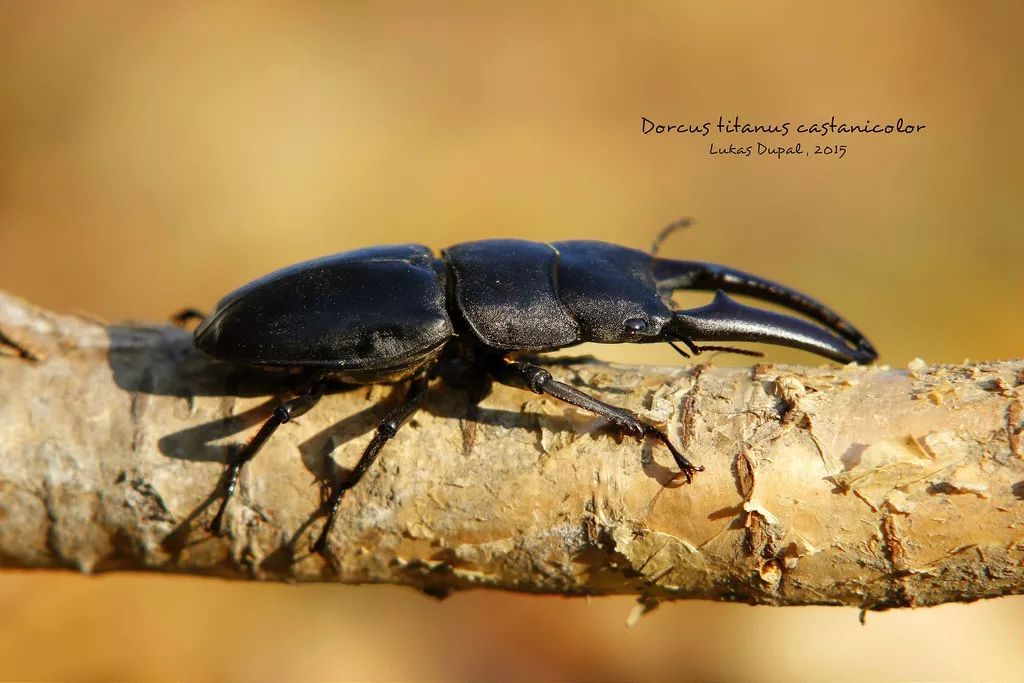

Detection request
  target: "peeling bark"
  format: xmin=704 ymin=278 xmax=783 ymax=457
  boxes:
xmin=1 ymin=290 xmax=1023 ymax=610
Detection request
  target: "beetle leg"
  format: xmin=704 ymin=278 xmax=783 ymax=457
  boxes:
xmin=170 ymin=308 xmax=206 ymax=328
xmin=0 ymin=326 xmax=44 ymax=361
xmin=489 ymin=359 xmax=703 ymax=482
xmin=652 ymin=257 xmax=877 ymax=362
xmin=312 ymin=372 xmax=430 ymax=554
xmin=209 ymin=381 xmax=327 ymax=535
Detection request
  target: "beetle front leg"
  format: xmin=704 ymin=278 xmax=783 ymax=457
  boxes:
xmin=209 ymin=381 xmax=327 ymax=534
xmin=489 ymin=359 xmax=703 ymax=482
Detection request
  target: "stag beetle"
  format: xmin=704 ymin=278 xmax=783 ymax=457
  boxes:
xmin=184 ymin=231 xmax=876 ymax=552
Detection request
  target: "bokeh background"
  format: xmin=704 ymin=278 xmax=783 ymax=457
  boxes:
xmin=1 ymin=1 xmax=1022 ymax=679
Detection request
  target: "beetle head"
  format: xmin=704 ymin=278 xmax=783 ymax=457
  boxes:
xmin=563 ymin=299 xmax=675 ymax=344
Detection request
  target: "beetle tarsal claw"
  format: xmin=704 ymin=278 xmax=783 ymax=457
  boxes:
xmin=668 ymin=471 xmax=694 ymax=487
xmin=666 ymin=460 xmax=704 ymax=487
xmin=637 ymin=424 xmax=703 ymax=485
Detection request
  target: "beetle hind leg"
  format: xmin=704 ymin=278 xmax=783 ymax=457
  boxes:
xmin=312 ymin=372 xmax=430 ymax=554
xmin=489 ymin=359 xmax=703 ymax=482
xmin=208 ymin=381 xmax=326 ymax=535
xmin=170 ymin=308 xmax=207 ymax=328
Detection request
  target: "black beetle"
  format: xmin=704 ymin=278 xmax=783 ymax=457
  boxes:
xmin=185 ymin=235 xmax=876 ymax=552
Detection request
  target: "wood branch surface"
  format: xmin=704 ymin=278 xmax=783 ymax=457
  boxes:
xmin=1 ymin=290 xmax=1023 ymax=610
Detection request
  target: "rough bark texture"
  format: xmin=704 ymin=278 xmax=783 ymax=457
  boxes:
xmin=1 ymin=290 xmax=1023 ymax=610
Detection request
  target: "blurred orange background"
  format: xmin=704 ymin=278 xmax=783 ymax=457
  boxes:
xmin=1 ymin=1 xmax=1022 ymax=679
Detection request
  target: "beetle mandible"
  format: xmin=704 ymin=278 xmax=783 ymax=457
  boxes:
xmin=185 ymin=234 xmax=877 ymax=552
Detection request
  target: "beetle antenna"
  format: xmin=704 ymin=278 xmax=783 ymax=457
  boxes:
xmin=674 ymin=335 xmax=701 ymax=356
xmin=650 ymin=217 xmax=695 ymax=256
xmin=696 ymin=345 xmax=765 ymax=358
xmin=667 ymin=341 xmax=691 ymax=358
xmin=670 ymin=333 xmax=765 ymax=359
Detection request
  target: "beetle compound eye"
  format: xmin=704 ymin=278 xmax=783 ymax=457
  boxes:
xmin=623 ymin=317 xmax=648 ymax=333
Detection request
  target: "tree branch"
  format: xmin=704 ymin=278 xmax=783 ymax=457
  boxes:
xmin=1 ymin=289 xmax=1022 ymax=610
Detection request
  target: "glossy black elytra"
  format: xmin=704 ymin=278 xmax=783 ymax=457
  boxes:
xmin=186 ymin=235 xmax=877 ymax=552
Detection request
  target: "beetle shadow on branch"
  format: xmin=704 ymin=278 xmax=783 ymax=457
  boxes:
xmin=157 ymin=396 xmax=282 ymax=464
xmin=260 ymin=381 xmax=611 ymax=572
xmin=123 ymin=326 xmax=685 ymax=568
xmin=107 ymin=324 xmax=329 ymax=398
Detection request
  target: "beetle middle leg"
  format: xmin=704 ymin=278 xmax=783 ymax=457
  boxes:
xmin=209 ymin=380 xmax=328 ymax=534
xmin=489 ymin=358 xmax=703 ymax=482
xmin=312 ymin=371 xmax=430 ymax=553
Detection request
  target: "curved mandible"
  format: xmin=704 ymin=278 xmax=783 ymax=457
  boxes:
xmin=651 ymin=257 xmax=878 ymax=362
xmin=669 ymin=290 xmax=876 ymax=364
